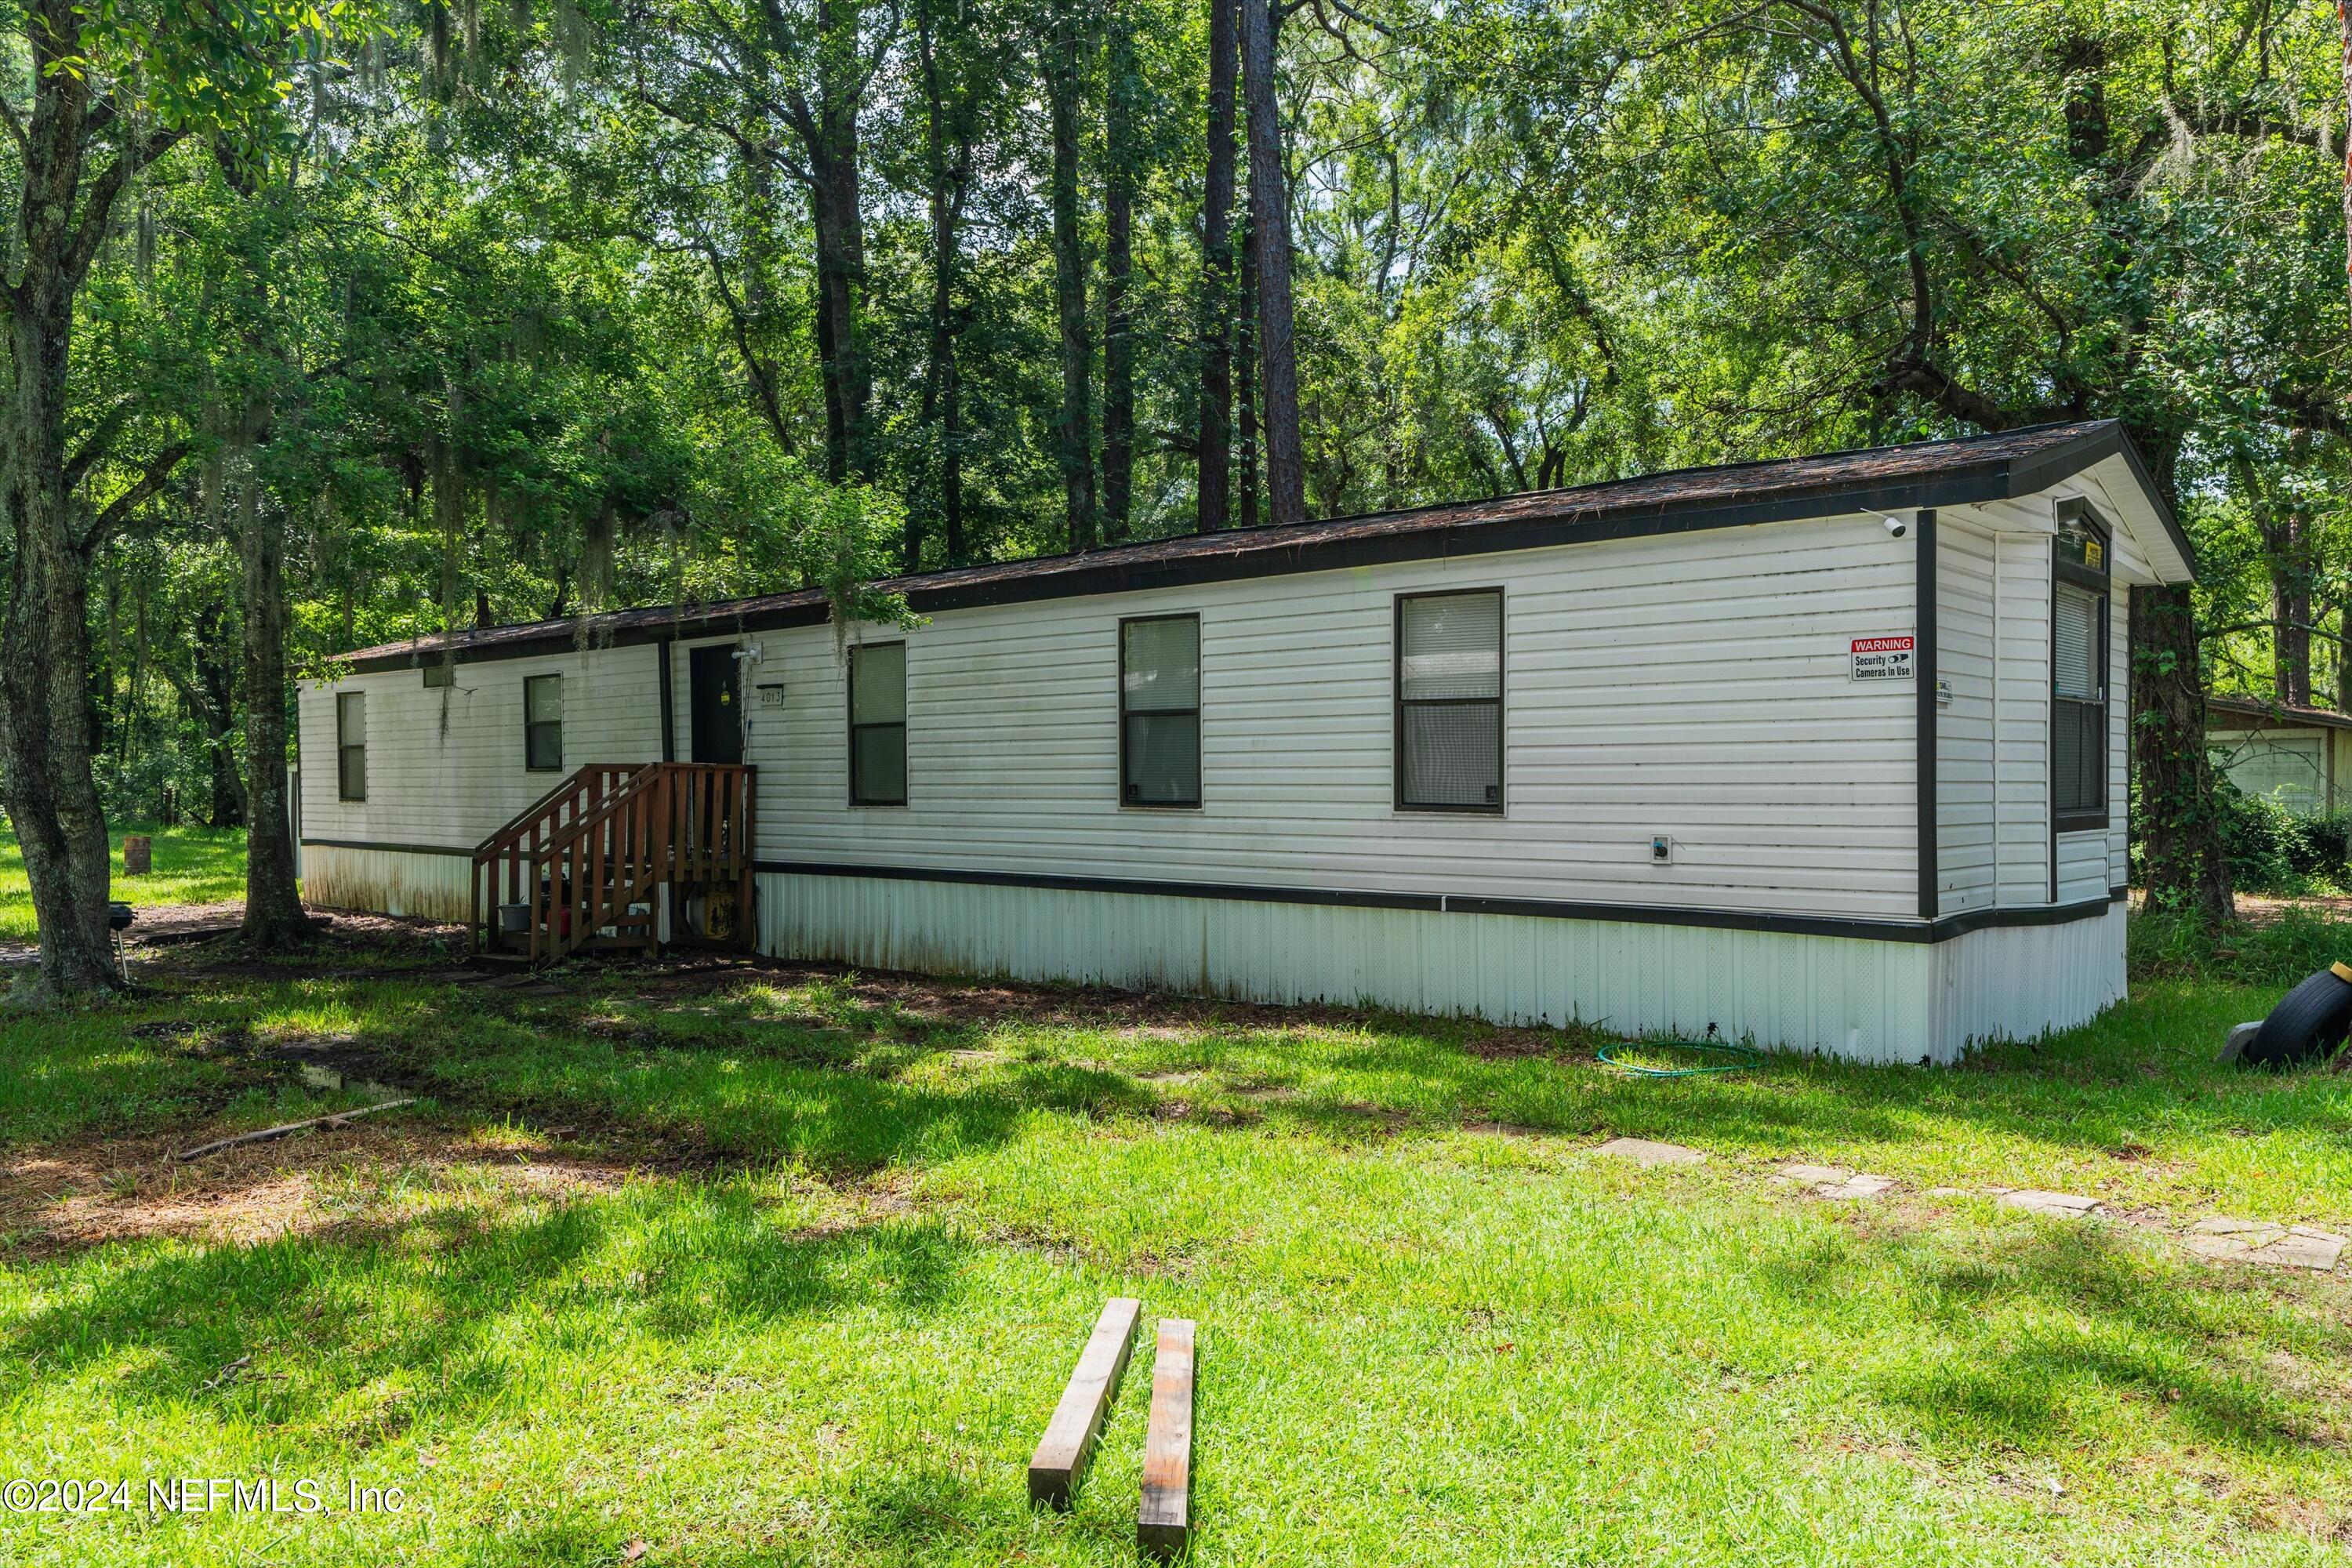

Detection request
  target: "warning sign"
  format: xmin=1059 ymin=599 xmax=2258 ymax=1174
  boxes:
xmin=1850 ymin=635 xmax=1915 ymax=681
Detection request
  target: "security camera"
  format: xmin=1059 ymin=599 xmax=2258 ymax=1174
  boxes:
xmin=1879 ymin=513 xmax=1909 ymax=539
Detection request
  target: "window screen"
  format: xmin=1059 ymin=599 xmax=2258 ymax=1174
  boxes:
xmin=1120 ymin=615 xmax=1200 ymax=807
xmin=336 ymin=691 xmax=367 ymax=802
xmin=850 ymin=641 xmax=908 ymax=805
xmin=423 ymin=662 xmax=453 ymax=689
xmin=2053 ymin=581 xmax=2105 ymax=818
xmin=1397 ymin=591 xmax=1503 ymax=810
xmin=524 ymin=673 xmax=564 ymax=772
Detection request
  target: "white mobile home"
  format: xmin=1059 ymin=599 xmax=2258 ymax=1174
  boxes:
xmin=300 ymin=420 xmax=2193 ymax=1062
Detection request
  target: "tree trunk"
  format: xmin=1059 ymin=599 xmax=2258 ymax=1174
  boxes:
xmin=1239 ymin=0 xmax=1305 ymax=526
xmin=1195 ymin=0 xmax=1239 ymax=531
xmin=238 ymin=471 xmax=310 ymax=949
xmin=2337 ymin=604 xmax=2350 ymax=713
xmin=1044 ymin=0 xmax=1098 ymax=551
xmin=191 ymin=605 xmax=247 ymax=826
xmin=804 ymin=5 xmax=873 ymax=486
xmin=2132 ymin=583 xmax=2234 ymax=922
xmin=1 ymin=296 xmax=117 ymax=1000
xmin=2272 ymin=507 xmax=2313 ymax=707
xmin=916 ymin=14 xmax=971 ymax=568
xmin=1236 ymin=212 xmax=1260 ymax=529
xmin=1101 ymin=0 xmax=1138 ymax=542
xmin=1 ymin=14 xmax=123 ymax=1002
xmin=2339 ymin=0 xmax=2352 ymax=322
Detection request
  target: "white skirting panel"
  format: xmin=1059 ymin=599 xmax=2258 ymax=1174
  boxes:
xmin=1926 ymin=898 xmax=2125 ymax=1054
xmin=754 ymin=872 xmax=2031 ymax=1064
xmin=301 ymin=844 xmax=474 ymax=924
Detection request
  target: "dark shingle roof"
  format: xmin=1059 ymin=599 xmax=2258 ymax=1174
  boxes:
xmin=339 ymin=418 xmax=2179 ymax=670
xmin=2207 ymin=695 xmax=2352 ymax=733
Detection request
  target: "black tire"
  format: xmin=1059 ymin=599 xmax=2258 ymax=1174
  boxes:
xmin=2243 ymin=966 xmax=2352 ymax=1069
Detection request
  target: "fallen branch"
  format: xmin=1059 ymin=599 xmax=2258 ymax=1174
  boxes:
xmin=172 ymin=1099 xmax=416 ymax=1163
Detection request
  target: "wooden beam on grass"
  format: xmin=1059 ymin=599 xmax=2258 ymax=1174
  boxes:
xmin=1027 ymin=1297 xmax=1143 ymax=1509
xmin=171 ymin=1099 xmax=416 ymax=1163
xmin=1137 ymin=1317 xmax=1196 ymax=1561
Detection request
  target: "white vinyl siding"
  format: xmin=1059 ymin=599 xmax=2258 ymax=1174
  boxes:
xmin=304 ymin=481 xmax=2160 ymax=937
xmin=299 ymin=645 xmax=663 ymax=851
xmin=1935 ymin=520 xmax=1998 ymax=915
xmin=1969 ymin=503 xmax=2057 ymax=906
xmin=753 ymin=514 xmax=1922 ymax=920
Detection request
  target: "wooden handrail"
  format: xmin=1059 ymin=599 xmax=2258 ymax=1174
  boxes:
xmin=470 ymin=762 xmax=755 ymax=963
xmin=472 ymin=762 xmax=652 ymax=860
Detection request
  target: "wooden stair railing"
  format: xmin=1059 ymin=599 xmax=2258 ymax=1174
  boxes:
xmin=470 ymin=763 xmax=652 ymax=949
xmin=470 ymin=763 xmax=756 ymax=964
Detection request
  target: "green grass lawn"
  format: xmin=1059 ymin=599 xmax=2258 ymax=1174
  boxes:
xmin=0 ymin=820 xmax=248 ymax=942
xmin=1 ymin=927 xmax=2347 ymax=1566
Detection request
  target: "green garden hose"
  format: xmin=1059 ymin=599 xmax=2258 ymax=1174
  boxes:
xmin=1596 ymin=1037 xmax=1765 ymax=1077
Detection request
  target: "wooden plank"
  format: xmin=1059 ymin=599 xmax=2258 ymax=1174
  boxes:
xmin=1137 ymin=1318 xmax=1196 ymax=1561
xmin=1027 ymin=1297 xmax=1142 ymax=1510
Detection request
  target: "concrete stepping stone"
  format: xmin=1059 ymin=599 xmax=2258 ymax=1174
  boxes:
xmin=1774 ymin=1163 xmax=1896 ymax=1200
xmin=1997 ymin=1189 xmax=2103 ymax=1218
xmin=1592 ymin=1137 xmax=1704 ymax=1168
xmin=2183 ymin=1218 xmax=2345 ymax=1272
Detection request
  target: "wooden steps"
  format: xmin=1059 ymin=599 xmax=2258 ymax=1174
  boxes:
xmin=468 ymin=762 xmax=755 ymax=965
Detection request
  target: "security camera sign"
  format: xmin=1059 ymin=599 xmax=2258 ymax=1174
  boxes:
xmin=1850 ymin=636 xmax=1915 ymax=681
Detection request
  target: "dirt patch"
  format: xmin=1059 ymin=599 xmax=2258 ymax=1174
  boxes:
xmin=1461 ymin=1025 xmax=1591 ymax=1061
xmin=2234 ymin=893 xmax=2352 ymax=926
xmin=0 ymin=1120 xmax=633 ymax=1258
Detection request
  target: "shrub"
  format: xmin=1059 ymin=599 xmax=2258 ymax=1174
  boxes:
xmin=2205 ymin=783 xmax=2352 ymax=895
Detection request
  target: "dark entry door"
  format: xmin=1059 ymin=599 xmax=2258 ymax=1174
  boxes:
xmin=689 ymin=645 xmax=743 ymax=764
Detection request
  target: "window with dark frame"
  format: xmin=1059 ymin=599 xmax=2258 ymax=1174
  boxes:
xmin=1120 ymin=615 xmax=1200 ymax=808
xmin=524 ymin=673 xmax=564 ymax=772
xmin=849 ymin=641 xmax=908 ymax=805
xmin=336 ymin=690 xmax=367 ymax=801
xmin=423 ymin=662 xmax=453 ymax=688
xmin=2053 ymin=502 xmax=2109 ymax=829
xmin=1396 ymin=590 xmax=1504 ymax=812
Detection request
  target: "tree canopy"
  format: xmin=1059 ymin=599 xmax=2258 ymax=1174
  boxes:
xmin=5 ymin=0 xmax=2350 ymax=988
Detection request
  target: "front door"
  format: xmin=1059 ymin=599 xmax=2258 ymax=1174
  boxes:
xmin=689 ymin=645 xmax=743 ymax=763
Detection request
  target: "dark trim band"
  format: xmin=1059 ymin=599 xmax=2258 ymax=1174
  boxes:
xmin=753 ymin=858 xmax=2125 ymax=944
xmin=302 ymin=837 xmax=477 ymax=858
xmin=658 ymin=637 xmax=676 ymax=763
